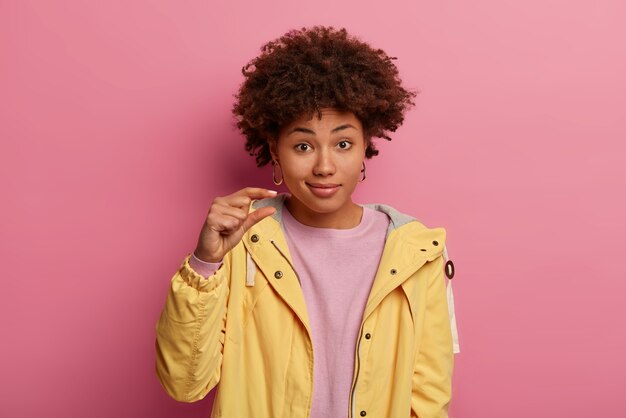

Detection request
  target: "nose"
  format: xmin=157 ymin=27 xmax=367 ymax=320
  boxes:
xmin=313 ymin=148 xmax=336 ymax=176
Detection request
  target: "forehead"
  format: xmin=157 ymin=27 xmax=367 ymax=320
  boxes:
xmin=283 ymin=108 xmax=362 ymax=130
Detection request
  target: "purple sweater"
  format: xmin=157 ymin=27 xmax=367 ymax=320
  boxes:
xmin=190 ymin=205 xmax=389 ymax=418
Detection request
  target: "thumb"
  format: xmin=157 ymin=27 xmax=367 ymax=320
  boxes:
xmin=241 ymin=206 xmax=276 ymax=232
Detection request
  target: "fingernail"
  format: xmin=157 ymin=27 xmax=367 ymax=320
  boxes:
xmin=268 ymin=190 xmax=278 ymax=194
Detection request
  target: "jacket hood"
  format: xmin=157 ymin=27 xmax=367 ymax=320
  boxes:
xmin=249 ymin=192 xmax=448 ymax=272
xmin=252 ymin=192 xmax=423 ymax=239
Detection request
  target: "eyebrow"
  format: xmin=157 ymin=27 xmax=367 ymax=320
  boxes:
xmin=287 ymin=123 xmax=357 ymax=136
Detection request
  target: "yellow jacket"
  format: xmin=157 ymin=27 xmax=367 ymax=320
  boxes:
xmin=155 ymin=194 xmax=459 ymax=418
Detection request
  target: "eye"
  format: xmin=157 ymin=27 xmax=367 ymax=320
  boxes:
xmin=295 ymin=143 xmax=311 ymax=152
xmin=337 ymin=140 xmax=352 ymax=150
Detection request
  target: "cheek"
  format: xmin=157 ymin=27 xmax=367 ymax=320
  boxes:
xmin=280 ymin=157 xmax=305 ymax=179
xmin=341 ymin=158 xmax=363 ymax=176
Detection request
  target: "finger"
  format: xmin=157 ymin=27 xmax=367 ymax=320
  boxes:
xmin=235 ymin=187 xmax=279 ymax=200
xmin=214 ymin=204 xmax=248 ymax=222
xmin=240 ymin=206 xmax=276 ymax=232
xmin=217 ymin=194 xmax=254 ymax=210
xmin=207 ymin=213 xmax=243 ymax=234
xmin=221 ymin=188 xmax=278 ymax=210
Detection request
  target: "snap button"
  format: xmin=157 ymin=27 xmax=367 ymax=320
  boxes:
xmin=274 ymin=270 xmax=283 ymax=279
xmin=432 ymin=240 xmax=439 ymax=246
xmin=360 ymin=411 xmax=367 ymax=417
xmin=251 ymin=234 xmax=259 ymax=243
xmin=445 ymin=260 xmax=455 ymax=279
xmin=390 ymin=268 xmax=397 ymax=275
xmin=365 ymin=333 xmax=371 ymax=340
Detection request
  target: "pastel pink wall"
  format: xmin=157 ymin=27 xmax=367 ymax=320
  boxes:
xmin=2 ymin=1 xmax=624 ymax=417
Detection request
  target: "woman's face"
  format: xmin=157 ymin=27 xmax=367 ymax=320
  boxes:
xmin=270 ymin=107 xmax=366 ymax=228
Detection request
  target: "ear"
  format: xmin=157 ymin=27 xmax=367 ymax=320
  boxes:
xmin=268 ymin=138 xmax=279 ymax=162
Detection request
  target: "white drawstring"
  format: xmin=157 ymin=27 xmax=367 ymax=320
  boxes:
xmin=443 ymin=245 xmax=460 ymax=354
xmin=246 ymin=251 xmax=256 ymax=287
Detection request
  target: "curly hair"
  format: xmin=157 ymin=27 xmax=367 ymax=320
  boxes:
xmin=232 ymin=25 xmax=418 ymax=167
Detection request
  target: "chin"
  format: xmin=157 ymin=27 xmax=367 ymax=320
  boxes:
xmin=292 ymin=186 xmax=353 ymax=213
xmin=304 ymin=199 xmax=344 ymax=214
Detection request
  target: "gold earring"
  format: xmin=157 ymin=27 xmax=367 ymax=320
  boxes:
xmin=359 ymin=161 xmax=366 ymax=182
xmin=272 ymin=160 xmax=283 ymax=186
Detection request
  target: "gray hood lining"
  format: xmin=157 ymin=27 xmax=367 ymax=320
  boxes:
xmin=252 ymin=193 xmax=417 ymax=237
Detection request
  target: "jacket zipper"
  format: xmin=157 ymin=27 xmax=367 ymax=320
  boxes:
xmin=270 ymin=240 xmax=302 ymax=286
xmin=349 ymin=325 xmax=364 ymax=418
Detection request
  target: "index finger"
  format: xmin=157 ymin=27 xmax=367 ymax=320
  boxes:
xmin=234 ymin=187 xmax=278 ymax=200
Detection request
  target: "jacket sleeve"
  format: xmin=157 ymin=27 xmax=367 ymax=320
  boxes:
xmin=155 ymin=251 xmax=231 ymax=402
xmin=411 ymin=255 xmax=455 ymax=417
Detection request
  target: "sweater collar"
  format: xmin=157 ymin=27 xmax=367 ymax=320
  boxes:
xmin=250 ymin=193 xmax=446 ymax=262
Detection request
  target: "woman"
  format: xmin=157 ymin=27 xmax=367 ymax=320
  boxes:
xmin=155 ymin=25 xmax=459 ymax=418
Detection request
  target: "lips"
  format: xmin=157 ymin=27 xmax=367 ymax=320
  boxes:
xmin=307 ymin=183 xmax=340 ymax=188
xmin=306 ymin=182 xmax=341 ymax=197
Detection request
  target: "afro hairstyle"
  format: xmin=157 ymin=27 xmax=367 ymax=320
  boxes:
xmin=232 ymin=25 xmax=418 ymax=167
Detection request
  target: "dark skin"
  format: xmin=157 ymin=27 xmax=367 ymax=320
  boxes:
xmin=194 ymin=187 xmax=277 ymax=263
xmin=269 ymin=108 xmax=366 ymax=229
xmin=194 ymin=107 xmax=367 ymax=263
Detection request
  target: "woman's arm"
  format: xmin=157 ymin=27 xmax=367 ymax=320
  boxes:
xmin=155 ymin=187 xmax=276 ymax=402
xmin=155 ymin=251 xmax=231 ymax=402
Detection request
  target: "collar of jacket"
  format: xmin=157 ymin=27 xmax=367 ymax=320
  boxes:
xmin=243 ymin=193 xmax=446 ymax=334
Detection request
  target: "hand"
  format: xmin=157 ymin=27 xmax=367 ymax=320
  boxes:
xmin=194 ymin=187 xmax=277 ymax=263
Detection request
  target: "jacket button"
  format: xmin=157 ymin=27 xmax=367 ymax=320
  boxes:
xmin=274 ymin=270 xmax=283 ymax=279
xmin=432 ymin=240 xmax=439 ymax=246
xmin=360 ymin=411 xmax=367 ymax=416
xmin=390 ymin=268 xmax=397 ymax=275
xmin=251 ymin=234 xmax=259 ymax=242
xmin=365 ymin=333 xmax=371 ymax=340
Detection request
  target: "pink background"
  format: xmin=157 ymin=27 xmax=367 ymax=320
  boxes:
xmin=2 ymin=1 xmax=625 ymax=417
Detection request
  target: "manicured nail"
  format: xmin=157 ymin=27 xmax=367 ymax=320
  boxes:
xmin=268 ymin=190 xmax=278 ymax=194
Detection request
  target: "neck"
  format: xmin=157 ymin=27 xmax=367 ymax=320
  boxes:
xmin=284 ymin=196 xmax=363 ymax=229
